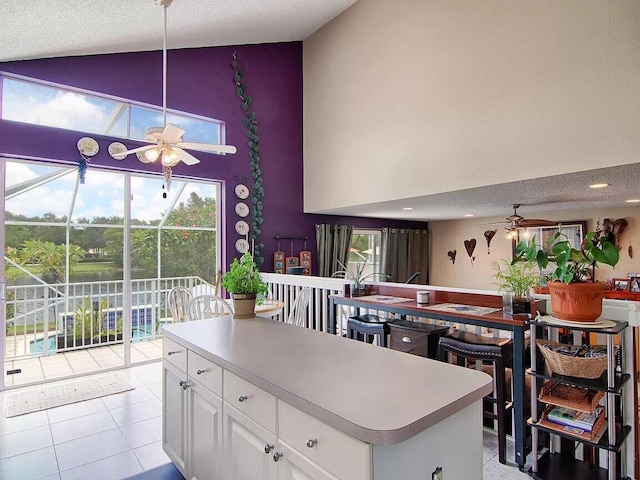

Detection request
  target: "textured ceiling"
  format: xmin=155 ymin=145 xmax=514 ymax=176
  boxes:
xmin=1 ymin=0 xmax=638 ymax=222
xmin=0 ymin=0 xmax=357 ymax=62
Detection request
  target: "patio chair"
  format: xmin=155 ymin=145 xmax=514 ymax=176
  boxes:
xmin=285 ymin=287 xmax=311 ymax=327
xmin=167 ymin=287 xmax=193 ymax=323
xmin=188 ymin=295 xmax=233 ymax=321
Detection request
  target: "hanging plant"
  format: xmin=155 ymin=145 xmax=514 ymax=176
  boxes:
xmin=231 ymin=52 xmax=265 ymax=266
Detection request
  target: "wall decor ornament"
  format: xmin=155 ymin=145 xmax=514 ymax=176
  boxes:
xmin=447 ymin=250 xmax=457 ymax=264
xmin=464 ymin=239 xmax=477 ymax=265
xmin=231 ymin=52 xmax=265 ymax=266
xmin=484 ymin=229 xmax=497 ymax=254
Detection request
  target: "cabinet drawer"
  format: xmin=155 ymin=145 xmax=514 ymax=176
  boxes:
xmin=163 ymin=337 xmax=187 ymax=372
xmin=278 ymin=400 xmax=370 ymax=480
xmin=389 ymin=321 xmax=449 ymax=359
xmin=188 ymin=350 xmax=222 ymax=397
xmin=223 ymin=370 xmax=276 ymax=433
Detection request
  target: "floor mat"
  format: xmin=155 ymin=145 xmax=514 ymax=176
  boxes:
xmin=5 ymin=373 xmax=134 ymax=417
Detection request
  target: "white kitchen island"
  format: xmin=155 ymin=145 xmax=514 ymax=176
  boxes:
xmin=162 ymin=316 xmax=493 ymax=480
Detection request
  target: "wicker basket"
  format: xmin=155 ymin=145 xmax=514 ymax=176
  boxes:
xmin=536 ymin=339 xmax=610 ymax=379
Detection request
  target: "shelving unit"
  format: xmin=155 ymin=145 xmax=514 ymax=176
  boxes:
xmin=528 ymin=316 xmax=630 ymax=480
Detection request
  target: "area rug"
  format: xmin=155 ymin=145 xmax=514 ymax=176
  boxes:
xmin=5 ymin=374 xmax=134 ymax=417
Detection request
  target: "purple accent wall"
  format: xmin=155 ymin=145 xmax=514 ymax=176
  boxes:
xmin=0 ymin=42 xmax=425 ymax=274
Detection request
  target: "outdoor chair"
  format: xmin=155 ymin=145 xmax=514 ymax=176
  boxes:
xmin=285 ymin=287 xmax=311 ymax=327
xmin=167 ymin=286 xmax=193 ymax=323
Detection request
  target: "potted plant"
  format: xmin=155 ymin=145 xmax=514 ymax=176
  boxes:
xmin=491 ymin=257 xmax=541 ymax=315
xmin=332 ymin=260 xmax=389 ymax=297
xmin=221 ymin=251 xmax=269 ymax=319
xmin=514 ymin=230 xmax=619 ymax=322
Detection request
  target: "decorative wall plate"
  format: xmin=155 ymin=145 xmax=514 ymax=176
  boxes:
xmin=77 ymin=137 xmax=99 ymax=156
xmin=108 ymin=142 xmax=127 ymax=160
xmin=235 ymin=238 xmax=250 ymax=253
xmin=235 ymin=220 xmax=249 ymax=235
xmin=235 ymin=183 xmax=249 ymax=199
xmin=235 ymin=202 xmax=249 ymax=217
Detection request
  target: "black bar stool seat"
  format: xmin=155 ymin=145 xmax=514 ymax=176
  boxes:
xmin=347 ymin=314 xmax=391 ymax=347
xmin=437 ymin=330 xmax=513 ymax=464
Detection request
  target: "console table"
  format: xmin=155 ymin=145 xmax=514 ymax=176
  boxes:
xmin=329 ymin=286 xmax=531 ymax=470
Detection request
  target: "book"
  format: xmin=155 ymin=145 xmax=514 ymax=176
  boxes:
xmin=546 ymin=405 xmax=604 ymax=432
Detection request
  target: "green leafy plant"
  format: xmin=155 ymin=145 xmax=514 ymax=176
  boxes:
xmin=231 ymin=52 xmax=264 ymax=266
xmin=221 ymin=251 xmax=269 ymax=295
xmin=514 ymin=230 xmax=619 ymax=284
xmin=73 ymin=298 xmax=107 ymax=340
xmin=332 ymin=260 xmax=389 ymax=290
xmin=491 ymin=258 xmax=540 ymax=299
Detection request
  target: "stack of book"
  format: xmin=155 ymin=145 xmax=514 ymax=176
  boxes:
xmin=546 ymin=405 xmax=604 ymax=432
xmin=540 ymin=404 xmax=606 ymax=442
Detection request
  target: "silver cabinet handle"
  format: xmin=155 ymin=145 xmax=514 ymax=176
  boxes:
xmin=273 ymin=452 xmax=283 ymax=462
xmin=402 ymin=336 xmax=412 ymax=343
xmin=167 ymin=350 xmax=179 ymax=356
xmin=306 ymin=438 xmax=318 ymax=448
xmin=264 ymin=443 xmax=275 ymax=454
xmin=196 ymin=369 xmax=206 ymax=375
xmin=238 ymin=395 xmax=248 ymax=402
xmin=182 ymin=381 xmax=190 ymax=391
xmin=179 ymin=380 xmax=185 ymax=387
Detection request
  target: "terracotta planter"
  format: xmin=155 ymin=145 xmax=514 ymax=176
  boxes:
xmin=232 ymin=293 xmax=257 ymax=319
xmin=547 ymin=281 xmax=606 ymax=322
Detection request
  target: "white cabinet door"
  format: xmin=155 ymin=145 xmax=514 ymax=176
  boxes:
xmin=277 ymin=441 xmax=341 ymax=480
xmin=163 ymin=362 xmax=188 ymax=478
xmin=224 ymin=403 xmax=278 ymax=480
xmin=188 ymin=380 xmax=222 ymax=480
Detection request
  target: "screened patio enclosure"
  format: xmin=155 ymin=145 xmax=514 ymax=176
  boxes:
xmin=1 ymin=158 xmax=221 ymax=389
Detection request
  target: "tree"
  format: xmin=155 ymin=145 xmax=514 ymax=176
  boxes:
xmin=13 ymin=239 xmax=85 ymax=283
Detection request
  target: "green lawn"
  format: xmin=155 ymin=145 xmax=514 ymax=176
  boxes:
xmin=6 ymin=261 xmax=118 ymax=276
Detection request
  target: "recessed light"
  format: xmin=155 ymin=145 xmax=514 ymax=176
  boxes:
xmin=626 ymin=199 xmax=640 ymax=203
xmin=464 ymin=214 xmax=474 ymax=217
xmin=402 ymin=207 xmax=414 ymax=211
xmin=589 ymin=183 xmax=610 ymax=189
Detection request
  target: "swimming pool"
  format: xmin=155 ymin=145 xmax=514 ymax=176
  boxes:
xmin=29 ymin=326 xmax=154 ymax=354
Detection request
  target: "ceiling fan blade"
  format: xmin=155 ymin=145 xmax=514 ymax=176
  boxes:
xmin=118 ymin=144 xmax=157 ymax=156
xmin=162 ymin=123 xmax=186 ymax=143
xmin=175 ymin=148 xmax=200 ymax=166
xmin=176 ymin=141 xmax=237 ymax=155
xmin=518 ymin=219 xmax=558 ymax=227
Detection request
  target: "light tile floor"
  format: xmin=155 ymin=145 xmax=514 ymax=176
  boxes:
xmin=0 ymin=360 xmax=532 ymax=480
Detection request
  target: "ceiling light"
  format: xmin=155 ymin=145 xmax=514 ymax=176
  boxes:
xmin=402 ymin=207 xmax=414 ymax=211
xmin=589 ymin=183 xmax=610 ymax=189
xmin=161 ymin=148 xmax=180 ymax=167
xmin=464 ymin=214 xmax=474 ymax=217
xmin=626 ymin=199 xmax=640 ymax=203
xmin=144 ymin=148 xmax=161 ymax=162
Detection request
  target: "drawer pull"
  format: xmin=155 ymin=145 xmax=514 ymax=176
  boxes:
xmin=238 ymin=395 xmax=248 ymax=402
xmin=273 ymin=452 xmax=283 ymax=462
xmin=179 ymin=380 xmax=185 ymax=387
xmin=196 ymin=369 xmax=206 ymax=375
xmin=181 ymin=381 xmax=190 ymax=391
xmin=167 ymin=350 xmax=180 ymax=356
xmin=402 ymin=336 xmax=412 ymax=343
xmin=264 ymin=443 xmax=275 ymax=454
xmin=306 ymin=438 xmax=318 ymax=448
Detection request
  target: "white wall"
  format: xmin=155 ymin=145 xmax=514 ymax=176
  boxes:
xmin=303 ymin=0 xmax=640 ymax=213
xmin=430 ymin=206 xmax=640 ymax=290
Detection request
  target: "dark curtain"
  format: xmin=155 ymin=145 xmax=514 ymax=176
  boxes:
xmin=315 ymin=224 xmax=354 ymax=277
xmin=381 ymin=228 xmax=430 ymax=284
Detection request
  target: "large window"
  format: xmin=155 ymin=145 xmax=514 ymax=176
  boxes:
xmin=0 ymin=74 xmax=223 ymax=144
xmin=347 ymin=229 xmax=383 ymax=278
xmin=5 ymin=160 xmax=221 ymax=285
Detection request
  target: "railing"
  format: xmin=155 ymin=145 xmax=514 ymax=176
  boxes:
xmin=5 ymin=276 xmax=212 ymax=360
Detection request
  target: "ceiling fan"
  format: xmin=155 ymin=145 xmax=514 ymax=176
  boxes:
xmin=117 ymin=0 xmax=236 ymax=170
xmin=487 ymin=204 xmax=557 ymax=238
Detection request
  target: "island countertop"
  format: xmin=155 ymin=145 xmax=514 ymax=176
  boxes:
xmin=163 ymin=316 xmax=492 ymax=445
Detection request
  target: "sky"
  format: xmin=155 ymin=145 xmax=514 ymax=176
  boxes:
xmin=2 ymin=77 xmax=221 ymax=224
xmin=6 ymin=161 xmax=218 ymax=224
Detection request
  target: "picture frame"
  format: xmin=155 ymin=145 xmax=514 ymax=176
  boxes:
xmin=613 ymin=278 xmax=629 ymax=292
xmin=627 ymin=273 xmax=640 ymax=293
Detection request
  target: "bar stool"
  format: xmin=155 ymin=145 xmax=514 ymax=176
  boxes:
xmin=347 ymin=314 xmax=391 ymax=347
xmin=437 ymin=331 xmax=513 ymax=464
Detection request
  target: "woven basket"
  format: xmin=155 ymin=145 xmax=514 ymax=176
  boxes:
xmin=536 ymin=339 xmax=609 ymax=379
